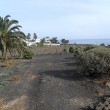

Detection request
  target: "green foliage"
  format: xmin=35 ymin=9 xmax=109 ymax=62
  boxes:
xmin=107 ymin=45 xmax=110 ymax=48
xmin=50 ymin=37 xmax=58 ymax=44
xmin=69 ymin=47 xmax=74 ymax=53
xmin=23 ymin=50 xmax=33 ymax=59
xmin=27 ymin=33 xmax=31 ymax=40
xmin=0 ymin=81 xmax=8 ymax=88
xmin=80 ymin=47 xmax=110 ymax=76
xmin=73 ymin=47 xmax=83 ymax=56
xmin=0 ymin=15 xmax=26 ymax=60
xmin=83 ymin=45 xmax=95 ymax=52
xmin=100 ymin=43 xmax=105 ymax=46
xmin=63 ymin=48 xmax=68 ymax=53
xmin=61 ymin=39 xmax=69 ymax=44
xmin=33 ymin=33 xmax=37 ymax=40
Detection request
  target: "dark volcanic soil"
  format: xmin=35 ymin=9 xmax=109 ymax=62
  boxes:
xmin=0 ymin=54 xmax=110 ymax=110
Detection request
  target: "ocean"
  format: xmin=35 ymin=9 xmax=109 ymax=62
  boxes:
xmin=69 ymin=39 xmax=110 ymax=45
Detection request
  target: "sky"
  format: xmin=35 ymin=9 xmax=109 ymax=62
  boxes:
xmin=0 ymin=0 xmax=110 ymax=40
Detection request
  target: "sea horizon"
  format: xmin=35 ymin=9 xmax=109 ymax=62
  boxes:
xmin=69 ymin=39 xmax=110 ymax=45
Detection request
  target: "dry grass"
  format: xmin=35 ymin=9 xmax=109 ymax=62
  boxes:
xmin=0 ymin=96 xmax=28 ymax=110
xmin=1 ymin=60 xmax=14 ymax=67
xmin=6 ymin=75 xmax=21 ymax=83
xmin=0 ymin=98 xmax=4 ymax=110
xmin=31 ymin=45 xmax=70 ymax=55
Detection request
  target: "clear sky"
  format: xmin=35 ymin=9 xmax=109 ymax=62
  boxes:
xmin=0 ymin=0 xmax=110 ymax=39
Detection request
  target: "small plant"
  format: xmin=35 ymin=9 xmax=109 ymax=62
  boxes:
xmin=23 ymin=50 xmax=33 ymax=59
xmin=63 ymin=48 xmax=68 ymax=53
xmin=69 ymin=47 xmax=74 ymax=53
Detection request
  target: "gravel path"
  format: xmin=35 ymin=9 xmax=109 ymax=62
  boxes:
xmin=0 ymin=54 xmax=110 ymax=110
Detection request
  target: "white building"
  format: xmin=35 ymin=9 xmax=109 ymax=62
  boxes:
xmin=25 ymin=39 xmax=41 ymax=46
xmin=43 ymin=37 xmax=60 ymax=46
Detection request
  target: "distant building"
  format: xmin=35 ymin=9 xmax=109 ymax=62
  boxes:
xmin=35 ymin=39 xmax=41 ymax=43
xmin=25 ymin=39 xmax=41 ymax=46
xmin=43 ymin=37 xmax=60 ymax=46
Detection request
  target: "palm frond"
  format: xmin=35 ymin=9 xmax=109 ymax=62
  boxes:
xmin=7 ymin=20 xmax=18 ymax=29
xmin=9 ymin=25 xmax=22 ymax=32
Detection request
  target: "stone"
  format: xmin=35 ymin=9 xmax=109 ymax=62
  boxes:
xmin=95 ymin=102 xmax=104 ymax=110
xmin=95 ymin=106 xmax=103 ymax=110
xmin=107 ymin=104 xmax=110 ymax=109
xmin=104 ymin=101 xmax=109 ymax=106
xmin=106 ymin=98 xmax=110 ymax=103
xmin=103 ymin=107 xmax=109 ymax=110
xmin=89 ymin=103 xmax=95 ymax=109
xmin=106 ymin=82 xmax=110 ymax=88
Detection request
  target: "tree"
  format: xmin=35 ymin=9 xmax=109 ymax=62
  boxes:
xmin=38 ymin=38 xmax=45 ymax=47
xmin=33 ymin=33 xmax=37 ymax=41
xmin=61 ymin=39 xmax=69 ymax=45
xmin=50 ymin=37 xmax=58 ymax=44
xmin=0 ymin=15 xmax=26 ymax=60
xmin=26 ymin=33 xmax=31 ymax=46
xmin=65 ymin=40 xmax=69 ymax=44
xmin=27 ymin=33 xmax=31 ymax=40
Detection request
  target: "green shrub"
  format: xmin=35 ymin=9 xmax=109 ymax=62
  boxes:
xmin=69 ymin=47 xmax=74 ymax=53
xmin=100 ymin=43 xmax=105 ymax=46
xmin=63 ymin=48 xmax=68 ymax=53
xmin=73 ymin=47 xmax=83 ymax=56
xmin=107 ymin=45 xmax=110 ymax=48
xmin=81 ymin=47 xmax=110 ymax=76
xmin=23 ymin=50 xmax=33 ymax=59
xmin=83 ymin=45 xmax=95 ymax=52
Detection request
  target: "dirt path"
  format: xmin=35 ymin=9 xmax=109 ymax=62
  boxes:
xmin=27 ymin=54 xmax=98 ymax=110
xmin=0 ymin=54 xmax=109 ymax=110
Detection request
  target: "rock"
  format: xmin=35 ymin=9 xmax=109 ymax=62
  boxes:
xmin=106 ymin=98 xmax=110 ymax=103
xmin=108 ymin=104 xmax=110 ymax=109
xmin=95 ymin=106 xmax=103 ymax=110
xmin=103 ymin=107 xmax=109 ymax=110
xmin=89 ymin=103 xmax=95 ymax=109
xmin=106 ymin=82 xmax=110 ymax=88
xmin=95 ymin=102 xmax=104 ymax=110
xmin=104 ymin=101 xmax=109 ymax=107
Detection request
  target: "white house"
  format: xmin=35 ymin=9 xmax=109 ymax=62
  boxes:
xmin=43 ymin=37 xmax=60 ymax=46
xmin=25 ymin=39 xmax=41 ymax=46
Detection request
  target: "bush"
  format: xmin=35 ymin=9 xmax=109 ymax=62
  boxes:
xmin=69 ymin=46 xmax=74 ymax=53
xmin=107 ymin=45 xmax=110 ymax=48
xmin=73 ymin=47 xmax=83 ymax=56
xmin=83 ymin=45 xmax=95 ymax=52
xmin=23 ymin=50 xmax=33 ymax=59
xmin=80 ymin=47 xmax=110 ymax=76
xmin=63 ymin=48 xmax=68 ymax=53
xmin=100 ymin=43 xmax=105 ymax=46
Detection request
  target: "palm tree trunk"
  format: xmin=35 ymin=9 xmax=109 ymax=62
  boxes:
xmin=1 ymin=40 xmax=7 ymax=60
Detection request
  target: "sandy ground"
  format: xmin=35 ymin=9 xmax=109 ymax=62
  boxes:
xmin=0 ymin=54 xmax=110 ymax=110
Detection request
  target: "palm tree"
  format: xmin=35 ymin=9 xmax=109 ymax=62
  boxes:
xmin=0 ymin=15 xmax=26 ymax=60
